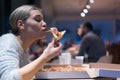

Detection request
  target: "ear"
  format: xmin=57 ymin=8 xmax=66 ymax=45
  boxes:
xmin=17 ymin=20 xmax=25 ymax=30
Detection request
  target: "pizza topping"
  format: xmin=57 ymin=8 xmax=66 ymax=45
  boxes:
xmin=49 ymin=27 xmax=66 ymax=41
xmin=39 ymin=65 xmax=85 ymax=72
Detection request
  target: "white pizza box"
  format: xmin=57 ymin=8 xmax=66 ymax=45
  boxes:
xmin=35 ymin=63 xmax=120 ymax=79
xmin=35 ymin=64 xmax=91 ymax=79
xmin=35 ymin=71 xmax=90 ymax=79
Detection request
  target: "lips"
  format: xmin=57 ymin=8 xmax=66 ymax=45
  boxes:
xmin=43 ymin=28 xmax=47 ymax=31
xmin=42 ymin=26 xmax=47 ymax=31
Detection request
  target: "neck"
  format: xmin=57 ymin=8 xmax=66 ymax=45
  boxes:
xmin=16 ymin=34 xmax=36 ymax=51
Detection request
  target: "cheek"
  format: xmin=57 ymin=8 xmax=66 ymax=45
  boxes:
xmin=27 ymin=24 xmax=39 ymax=32
xmin=78 ymin=29 xmax=82 ymax=35
xmin=26 ymin=21 xmax=42 ymax=32
xmin=25 ymin=19 xmax=43 ymax=35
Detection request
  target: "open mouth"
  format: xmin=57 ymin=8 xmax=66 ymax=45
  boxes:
xmin=43 ymin=28 xmax=47 ymax=31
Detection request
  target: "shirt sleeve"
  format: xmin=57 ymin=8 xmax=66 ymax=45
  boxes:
xmin=0 ymin=49 xmax=22 ymax=80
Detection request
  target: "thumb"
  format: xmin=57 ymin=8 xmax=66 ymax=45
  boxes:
xmin=49 ymin=38 xmax=55 ymax=45
xmin=51 ymin=38 xmax=55 ymax=44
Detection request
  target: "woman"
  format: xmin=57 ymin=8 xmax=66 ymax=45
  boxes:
xmin=0 ymin=5 xmax=62 ymax=80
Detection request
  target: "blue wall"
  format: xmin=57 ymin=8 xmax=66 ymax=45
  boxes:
xmin=54 ymin=20 xmax=82 ymax=44
xmin=116 ymin=20 xmax=120 ymax=42
xmin=53 ymin=19 xmax=119 ymax=45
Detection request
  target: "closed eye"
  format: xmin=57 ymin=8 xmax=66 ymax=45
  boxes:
xmin=34 ymin=15 xmax=43 ymax=22
xmin=34 ymin=17 xmax=42 ymax=22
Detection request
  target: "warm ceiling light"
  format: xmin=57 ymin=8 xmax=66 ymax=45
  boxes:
xmin=80 ymin=0 xmax=94 ymax=17
xmin=81 ymin=12 xmax=86 ymax=17
xmin=83 ymin=9 xmax=88 ymax=13
xmin=90 ymin=0 xmax=94 ymax=3
xmin=86 ymin=5 xmax=91 ymax=9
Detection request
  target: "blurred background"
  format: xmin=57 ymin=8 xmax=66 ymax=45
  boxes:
xmin=0 ymin=0 xmax=120 ymax=44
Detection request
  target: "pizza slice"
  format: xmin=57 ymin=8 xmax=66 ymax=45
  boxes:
xmin=49 ymin=27 xmax=66 ymax=41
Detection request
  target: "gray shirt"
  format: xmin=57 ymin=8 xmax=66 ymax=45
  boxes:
xmin=78 ymin=32 xmax=106 ymax=62
xmin=0 ymin=33 xmax=29 ymax=80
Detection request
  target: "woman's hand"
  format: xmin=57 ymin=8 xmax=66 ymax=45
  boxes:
xmin=41 ymin=39 xmax=62 ymax=61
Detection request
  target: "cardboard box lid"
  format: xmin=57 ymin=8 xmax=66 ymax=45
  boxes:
xmin=89 ymin=63 xmax=120 ymax=70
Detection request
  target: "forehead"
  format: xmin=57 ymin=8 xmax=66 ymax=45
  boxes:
xmin=29 ymin=10 xmax=43 ymax=18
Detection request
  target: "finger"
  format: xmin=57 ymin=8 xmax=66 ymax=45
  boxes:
xmin=51 ymin=38 xmax=55 ymax=44
xmin=55 ymin=42 xmax=62 ymax=49
xmin=48 ymin=38 xmax=55 ymax=46
xmin=59 ymin=42 xmax=62 ymax=49
xmin=54 ymin=40 xmax=59 ymax=47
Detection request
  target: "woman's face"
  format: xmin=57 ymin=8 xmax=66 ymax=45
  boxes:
xmin=23 ymin=10 xmax=47 ymax=39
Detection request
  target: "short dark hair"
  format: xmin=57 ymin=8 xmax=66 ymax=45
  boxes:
xmin=83 ymin=21 xmax=93 ymax=31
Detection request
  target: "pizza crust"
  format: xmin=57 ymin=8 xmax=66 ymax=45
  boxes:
xmin=49 ymin=27 xmax=66 ymax=41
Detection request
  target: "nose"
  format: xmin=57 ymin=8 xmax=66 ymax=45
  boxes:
xmin=42 ymin=20 xmax=47 ymax=27
xmin=41 ymin=20 xmax=47 ymax=31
